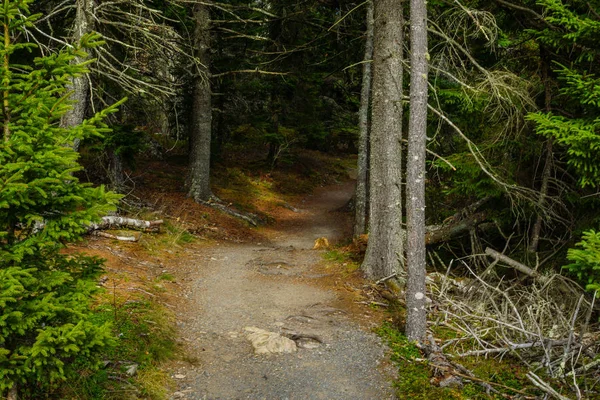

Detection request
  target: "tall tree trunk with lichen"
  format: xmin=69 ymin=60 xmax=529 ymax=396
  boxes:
xmin=405 ymin=0 xmax=429 ymax=343
xmin=188 ymin=3 xmax=213 ymax=202
xmin=62 ymin=0 xmax=95 ymax=151
xmin=354 ymin=0 xmax=374 ymax=238
xmin=361 ymin=0 xmax=404 ymax=280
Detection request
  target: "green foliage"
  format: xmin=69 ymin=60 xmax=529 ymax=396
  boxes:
xmin=528 ymin=112 xmax=600 ymax=187
xmin=0 ymin=0 xmax=123 ymax=395
xmin=564 ymin=230 xmax=600 ymax=292
xmin=527 ymin=1 xmax=600 ymax=188
xmin=61 ymin=297 xmax=177 ymax=399
xmin=533 ymin=0 xmax=600 ymax=59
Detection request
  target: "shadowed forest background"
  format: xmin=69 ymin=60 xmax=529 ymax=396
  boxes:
xmin=1 ymin=0 xmax=600 ymax=398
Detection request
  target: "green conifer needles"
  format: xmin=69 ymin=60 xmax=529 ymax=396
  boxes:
xmin=0 ymin=0 xmax=122 ymax=394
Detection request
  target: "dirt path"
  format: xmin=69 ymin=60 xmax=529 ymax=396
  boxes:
xmin=169 ymin=181 xmax=396 ymax=399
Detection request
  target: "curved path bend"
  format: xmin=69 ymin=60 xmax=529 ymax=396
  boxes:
xmin=169 ymin=181 xmax=396 ymax=400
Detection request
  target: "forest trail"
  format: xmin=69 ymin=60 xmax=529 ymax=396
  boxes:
xmin=168 ymin=179 xmax=396 ymax=399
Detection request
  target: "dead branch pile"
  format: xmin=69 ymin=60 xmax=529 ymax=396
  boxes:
xmin=427 ymin=253 xmax=600 ymax=398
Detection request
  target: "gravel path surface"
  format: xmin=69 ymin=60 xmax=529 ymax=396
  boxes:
xmin=169 ymin=181 xmax=396 ymax=399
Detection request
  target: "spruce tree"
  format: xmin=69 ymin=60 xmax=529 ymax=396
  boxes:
xmin=0 ymin=0 xmax=122 ymax=395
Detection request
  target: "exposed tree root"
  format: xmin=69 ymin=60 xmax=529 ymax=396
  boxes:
xmin=203 ymin=197 xmax=262 ymax=226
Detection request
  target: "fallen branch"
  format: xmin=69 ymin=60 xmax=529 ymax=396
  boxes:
xmin=423 ymin=334 xmax=464 ymax=389
xmin=93 ymin=231 xmax=140 ymax=242
xmin=376 ymin=272 xmax=398 ymax=285
xmin=526 ymin=372 xmax=571 ymax=400
xmin=426 ymin=212 xmax=488 ymax=245
xmin=458 ymin=338 xmax=571 ymax=357
xmin=484 ymin=247 xmax=549 ymax=283
xmin=565 ymin=358 xmax=600 ymax=377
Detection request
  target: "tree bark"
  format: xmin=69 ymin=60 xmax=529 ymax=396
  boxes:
xmin=361 ymin=0 xmax=404 ymax=280
xmin=405 ymin=0 xmax=429 ymax=342
xmin=107 ymin=146 xmax=124 ymax=192
xmin=529 ymin=139 xmax=553 ymax=253
xmin=188 ymin=3 xmax=213 ymax=202
xmin=354 ymin=1 xmax=374 ymax=238
xmin=62 ymin=0 xmax=95 ymax=151
xmin=529 ymin=52 xmax=554 ymax=253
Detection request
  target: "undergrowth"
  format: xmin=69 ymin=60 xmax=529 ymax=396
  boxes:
xmin=320 ymin=246 xmax=532 ymax=399
xmin=59 ymin=294 xmax=177 ymax=399
xmin=55 ymin=220 xmax=192 ymax=399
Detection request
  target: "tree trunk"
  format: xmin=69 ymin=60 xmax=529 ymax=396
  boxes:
xmin=188 ymin=4 xmax=213 ymax=202
xmin=529 ymin=52 xmax=554 ymax=253
xmin=529 ymin=140 xmax=553 ymax=253
xmin=62 ymin=0 xmax=95 ymax=151
xmin=361 ymin=0 xmax=404 ymax=280
xmin=107 ymin=146 xmax=125 ymax=192
xmin=354 ymin=1 xmax=374 ymax=238
xmin=405 ymin=0 xmax=429 ymax=343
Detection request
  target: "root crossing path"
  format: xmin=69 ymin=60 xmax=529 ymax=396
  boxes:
xmin=170 ymin=181 xmax=396 ymax=399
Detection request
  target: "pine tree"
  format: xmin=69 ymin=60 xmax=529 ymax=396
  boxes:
xmin=0 ymin=0 xmax=123 ymax=395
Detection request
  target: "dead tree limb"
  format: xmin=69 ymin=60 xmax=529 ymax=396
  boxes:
xmin=526 ymin=372 xmax=571 ymax=400
xmin=93 ymin=231 xmax=140 ymax=242
xmin=484 ymin=247 xmax=549 ymax=283
xmin=458 ymin=338 xmax=571 ymax=357
xmin=426 ymin=212 xmax=487 ymax=245
xmin=422 ymin=334 xmax=464 ymax=389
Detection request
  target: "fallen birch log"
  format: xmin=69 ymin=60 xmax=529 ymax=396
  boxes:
xmin=88 ymin=216 xmax=163 ymax=232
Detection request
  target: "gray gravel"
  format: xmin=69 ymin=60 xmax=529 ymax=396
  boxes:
xmin=169 ymin=182 xmax=396 ymax=400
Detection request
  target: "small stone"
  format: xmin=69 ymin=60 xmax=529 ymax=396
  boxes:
xmin=296 ymin=338 xmax=320 ymax=349
xmin=173 ymin=374 xmax=186 ymax=379
xmin=124 ymin=363 xmax=138 ymax=376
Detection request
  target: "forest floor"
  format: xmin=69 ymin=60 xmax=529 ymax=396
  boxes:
xmin=72 ymin=150 xmax=397 ymax=399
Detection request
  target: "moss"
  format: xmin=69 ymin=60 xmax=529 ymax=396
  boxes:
xmin=376 ymin=323 xmax=507 ymax=399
